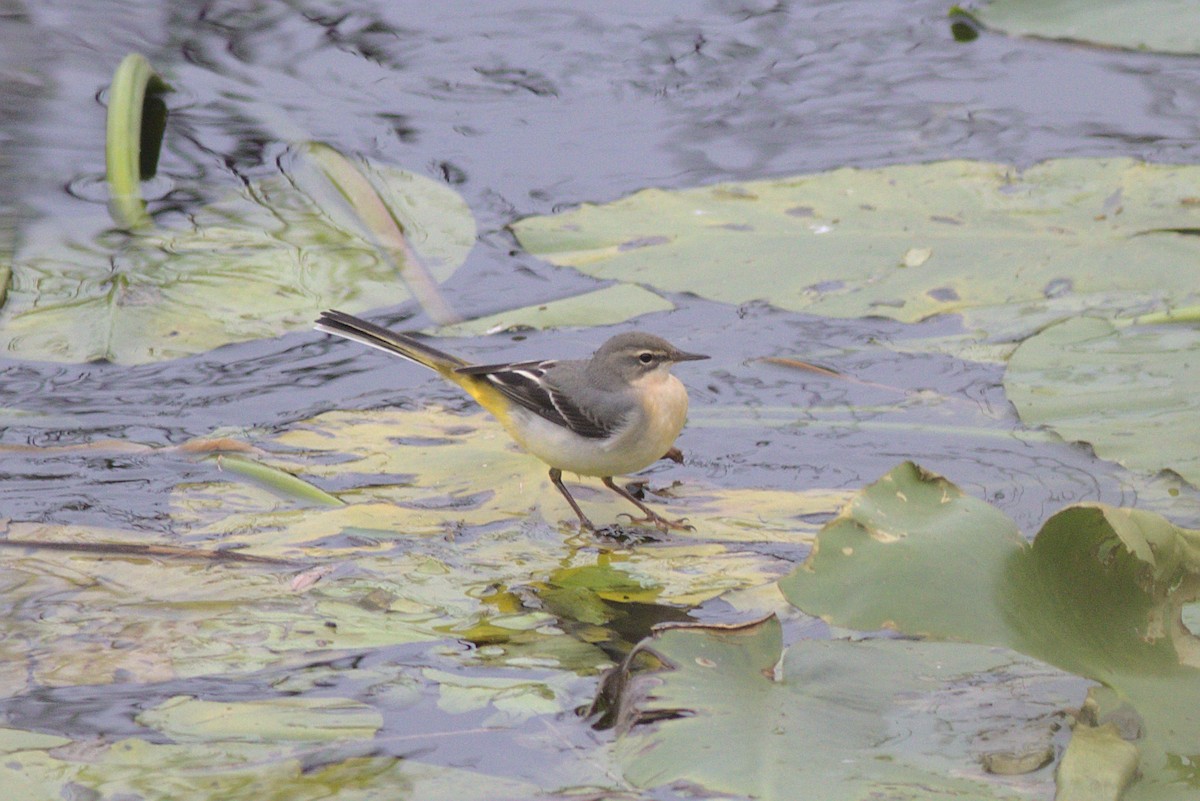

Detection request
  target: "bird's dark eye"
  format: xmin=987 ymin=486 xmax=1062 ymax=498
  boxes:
xmin=638 ymin=352 xmax=654 ymax=364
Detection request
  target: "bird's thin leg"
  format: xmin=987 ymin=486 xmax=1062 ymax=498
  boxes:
xmin=549 ymin=468 xmax=595 ymax=531
xmin=602 ymin=476 xmax=693 ymax=532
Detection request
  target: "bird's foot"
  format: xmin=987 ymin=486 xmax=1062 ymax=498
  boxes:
xmin=617 ymin=512 xmax=694 ymax=532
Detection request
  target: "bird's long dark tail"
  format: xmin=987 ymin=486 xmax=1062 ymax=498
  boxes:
xmin=314 ymin=310 xmax=468 ymax=374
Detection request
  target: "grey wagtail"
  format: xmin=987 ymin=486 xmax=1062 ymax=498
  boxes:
xmin=314 ymin=310 xmax=709 ymax=531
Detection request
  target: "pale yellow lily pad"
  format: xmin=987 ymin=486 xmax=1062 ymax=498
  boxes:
xmin=192 ymin=407 xmax=838 ymax=548
xmin=512 ymin=158 xmax=1200 ymax=325
xmin=434 ymin=283 xmax=675 ymax=337
xmin=971 ymin=0 xmax=1200 ymax=55
xmin=137 ymin=695 xmax=382 ymax=742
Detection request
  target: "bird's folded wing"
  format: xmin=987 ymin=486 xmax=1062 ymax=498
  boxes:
xmin=455 ymin=360 xmax=618 ymax=440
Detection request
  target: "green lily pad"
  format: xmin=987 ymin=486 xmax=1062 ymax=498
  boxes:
xmin=970 ymin=0 xmax=1200 ymax=55
xmin=511 ymin=158 xmax=1200 ymax=325
xmin=1004 ymin=316 xmax=1200 ymax=487
xmin=0 ymin=145 xmax=474 ymax=363
xmin=609 ymin=615 xmax=1076 ymax=799
xmin=779 ymin=462 xmax=1200 ymax=800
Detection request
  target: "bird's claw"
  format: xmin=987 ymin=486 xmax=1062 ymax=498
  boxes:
xmin=617 ymin=512 xmax=694 ymax=532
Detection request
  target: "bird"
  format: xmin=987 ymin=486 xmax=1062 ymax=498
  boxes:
xmin=314 ymin=309 xmax=708 ymax=531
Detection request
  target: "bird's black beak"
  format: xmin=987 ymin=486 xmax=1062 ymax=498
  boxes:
xmin=671 ymin=349 xmax=710 ymax=362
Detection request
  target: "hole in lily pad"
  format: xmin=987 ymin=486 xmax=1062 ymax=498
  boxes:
xmin=927 ymin=286 xmax=960 ymax=302
xmin=1182 ymin=601 xmax=1200 ymax=639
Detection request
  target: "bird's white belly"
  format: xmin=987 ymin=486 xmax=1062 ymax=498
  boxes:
xmin=506 ymin=374 xmax=690 ymax=477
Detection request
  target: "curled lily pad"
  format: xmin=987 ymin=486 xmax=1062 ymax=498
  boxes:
xmin=511 ymin=158 xmax=1200 ymax=326
xmin=105 ymin=53 xmax=171 ymax=229
xmin=779 ymin=462 xmax=1200 ymax=800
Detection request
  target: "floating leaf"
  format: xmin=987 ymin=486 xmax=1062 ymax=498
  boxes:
xmin=137 ymin=695 xmax=382 ymax=742
xmin=779 ymin=462 xmax=1200 ymax=800
xmin=0 ymin=406 xmax=847 ymax=799
xmin=511 ymin=158 xmax=1200 ymax=326
xmin=1004 ymin=317 xmax=1200 ymax=486
xmin=171 ymin=405 xmax=836 ymax=651
xmin=970 ymin=0 xmax=1200 ymax=55
xmin=609 ymin=616 xmax=1075 ymax=799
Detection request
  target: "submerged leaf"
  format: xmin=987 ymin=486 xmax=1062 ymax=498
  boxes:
xmin=0 ymin=740 xmax=539 ymax=801
xmin=0 ymin=147 xmax=474 ymax=363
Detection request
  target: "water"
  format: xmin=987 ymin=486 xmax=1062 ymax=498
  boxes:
xmin=2 ymin=0 xmax=1199 ymax=797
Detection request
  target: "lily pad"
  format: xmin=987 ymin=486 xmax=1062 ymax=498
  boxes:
xmin=511 ymin=158 xmax=1200 ymax=326
xmin=0 ymin=145 xmax=474 ymax=363
xmin=609 ymin=616 xmax=1076 ymax=799
xmin=1004 ymin=316 xmax=1200 ymax=487
xmin=969 ymin=0 xmax=1200 ymax=55
xmin=779 ymin=462 xmax=1200 ymax=800
xmin=137 ymin=695 xmax=382 ymax=742
xmin=190 ymin=407 xmax=832 ymax=552
xmin=434 ymin=283 xmax=675 ymax=338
